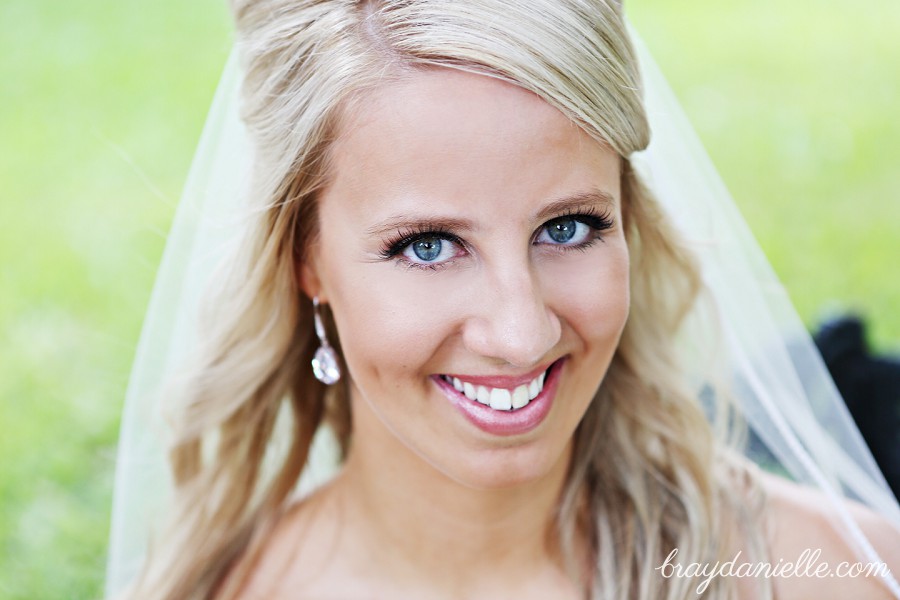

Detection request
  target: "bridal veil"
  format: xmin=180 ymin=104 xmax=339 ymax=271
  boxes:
xmin=104 ymin=13 xmax=900 ymax=599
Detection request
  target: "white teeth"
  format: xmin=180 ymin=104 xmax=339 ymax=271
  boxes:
xmin=489 ymin=388 xmax=512 ymax=410
xmin=511 ymin=385 xmax=529 ymax=409
xmin=443 ymin=364 xmax=552 ymax=411
xmin=476 ymin=385 xmax=490 ymax=405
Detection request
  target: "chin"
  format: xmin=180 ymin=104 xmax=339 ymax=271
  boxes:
xmin=437 ymin=441 xmax=572 ymax=491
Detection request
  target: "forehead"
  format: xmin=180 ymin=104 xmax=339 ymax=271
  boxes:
xmin=321 ymin=67 xmax=620 ymax=219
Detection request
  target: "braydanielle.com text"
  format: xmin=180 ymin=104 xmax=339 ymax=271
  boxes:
xmin=656 ymin=548 xmax=893 ymax=594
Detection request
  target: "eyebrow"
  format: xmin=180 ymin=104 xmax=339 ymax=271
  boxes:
xmin=533 ymin=189 xmax=616 ymax=222
xmin=365 ymin=189 xmax=616 ymax=237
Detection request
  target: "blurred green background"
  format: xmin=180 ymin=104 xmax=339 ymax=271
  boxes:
xmin=0 ymin=0 xmax=897 ymax=597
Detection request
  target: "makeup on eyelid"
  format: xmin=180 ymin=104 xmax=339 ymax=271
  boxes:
xmin=376 ymin=205 xmax=616 ymax=271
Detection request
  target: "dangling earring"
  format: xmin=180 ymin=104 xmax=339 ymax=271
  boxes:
xmin=311 ymin=296 xmax=341 ymax=385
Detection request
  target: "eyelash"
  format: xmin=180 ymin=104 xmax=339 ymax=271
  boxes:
xmin=378 ymin=225 xmax=465 ymax=271
xmin=377 ymin=207 xmax=615 ymax=271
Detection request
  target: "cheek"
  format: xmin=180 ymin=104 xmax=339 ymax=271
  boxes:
xmin=318 ymin=252 xmax=463 ymax=382
xmin=544 ymin=239 xmax=630 ymax=344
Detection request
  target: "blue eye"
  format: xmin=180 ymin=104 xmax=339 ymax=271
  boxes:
xmin=536 ymin=217 xmax=594 ymax=245
xmin=402 ymin=234 xmax=459 ymax=265
xmin=379 ymin=210 xmax=613 ymax=271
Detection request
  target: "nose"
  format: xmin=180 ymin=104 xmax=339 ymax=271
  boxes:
xmin=461 ymin=265 xmax=562 ymax=368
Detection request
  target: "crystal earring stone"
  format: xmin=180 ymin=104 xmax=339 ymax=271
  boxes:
xmin=312 ymin=345 xmax=341 ymax=385
xmin=311 ymin=295 xmax=341 ymax=385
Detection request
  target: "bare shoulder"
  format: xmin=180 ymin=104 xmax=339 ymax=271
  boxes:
xmin=218 ymin=500 xmax=312 ymax=600
xmin=758 ymin=471 xmax=900 ymax=600
xmin=220 ymin=488 xmax=358 ymax=600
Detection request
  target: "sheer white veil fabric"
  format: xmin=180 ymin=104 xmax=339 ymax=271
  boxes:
xmin=104 ymin=23 xmax=900 ymax=599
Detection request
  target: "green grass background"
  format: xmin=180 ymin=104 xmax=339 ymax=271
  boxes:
xmin=1 ymin=0 xmax=897 ymax=597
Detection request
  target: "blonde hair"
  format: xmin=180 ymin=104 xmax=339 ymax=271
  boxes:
xmin=127 ymin=1 xmax=769 ymax=598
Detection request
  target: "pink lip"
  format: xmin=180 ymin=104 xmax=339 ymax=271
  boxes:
xmin=440 ymin=361 xmax=555 ymax=389
xmin=431 ymin=357 xmax=566 ymax=437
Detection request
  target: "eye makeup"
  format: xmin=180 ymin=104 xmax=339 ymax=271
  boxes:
xmin=376 ymin=205 xmax=616 ymax=271
xmin=539 ymin=206 xmax=615 ymax=247
xmin=378 ymin=225 xmax=467 ymax=262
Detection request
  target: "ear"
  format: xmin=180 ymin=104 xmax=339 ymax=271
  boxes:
xmin=298 ymin=251 xmax=326 ymax=303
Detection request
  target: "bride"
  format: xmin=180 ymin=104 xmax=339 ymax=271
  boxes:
xmin=107 ymin=1 xmax=900 ymax=598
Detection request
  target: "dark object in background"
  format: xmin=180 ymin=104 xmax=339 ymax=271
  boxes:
xmin=814 ymin=315 xmax=900 ymax=501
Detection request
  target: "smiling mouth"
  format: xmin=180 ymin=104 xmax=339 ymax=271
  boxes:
xmin=438 ymin=359 xmax=560 ymax=411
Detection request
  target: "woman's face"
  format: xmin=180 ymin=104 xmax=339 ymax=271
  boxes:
xmin=305 ymin=68 xmax=629 ymax=489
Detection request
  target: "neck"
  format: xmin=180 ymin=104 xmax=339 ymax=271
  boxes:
xmin=330 ymin=390 xmax=576 ymax=590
